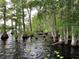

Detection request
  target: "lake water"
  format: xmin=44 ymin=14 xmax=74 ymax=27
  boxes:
xmin=0 ymin=33 xmax=79 ymax=59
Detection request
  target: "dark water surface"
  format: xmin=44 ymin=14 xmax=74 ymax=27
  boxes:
xmin=0 ymin=32 xmax=79 ymax=59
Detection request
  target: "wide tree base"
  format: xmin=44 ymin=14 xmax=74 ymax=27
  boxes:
xmin=22 ymin=34 xmax=29 ymax=42
xmin=43 ymin=35 xmax=46 ymax=38
xmin=44 ymin=32 xmax=48 ymax=36
xmin=1 ymin=33 xmax=9 ymax=43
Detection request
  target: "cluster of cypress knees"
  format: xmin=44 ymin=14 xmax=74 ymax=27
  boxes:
xmin=1 ymin=33 xmax=9 ymax=45
xmin=0 ymin=31 xmax=54 ymax=44
xmin=1 ymin=31 xmax=79 ymax=47
xmin=0 ymin=33 xmax=34 ymax=44
xmin=52 ymin=35 xmax=79 ymax=47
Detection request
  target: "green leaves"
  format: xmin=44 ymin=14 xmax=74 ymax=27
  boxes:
xmin=0 ymin=0 xmax=79 ymax=38
xmin=0 ymin=0 xmax=6 ymax=5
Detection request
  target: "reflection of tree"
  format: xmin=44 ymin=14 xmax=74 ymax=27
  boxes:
xmin=13 ymin=40 xmax=21 ymax=59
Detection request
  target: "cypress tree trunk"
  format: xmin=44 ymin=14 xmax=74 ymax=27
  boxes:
xmin=3 ymin=5 xmax=6 ymax=33
xmin=22 ymin=1 xmax=25 ymax=33
xmin=71 ymin=26 xmax=76 ymax=46
xmin=19 ymin=18 xmax=22 ymax=34
xmin=29 ymin=8 xmax=32 ymax=32
xmin=1 ymin=5 xmax=9 ymax=45
xmin=13 ymin=4 xmax=18 ymax=39
xmin=51 ymin=0 xmax=57 ymax=42
xmin=15 ymin=19 xmax=18 ymax=39
xmin=53 ymin=12 xmax=58 ymax=42
xmin=21 ymin=0 xmax=29 ymax=41
xmin=65 ymin=27 xmax=69 ymax=44
xmin=11 ymin=18 xmax=14 ymax=34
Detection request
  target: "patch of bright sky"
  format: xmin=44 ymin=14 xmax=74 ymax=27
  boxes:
xmin=6 ymin=0 xmax=11 ymax=2
xmin=56 ymin=0 xmax=59 ymax=1
xmin=6 ymin=0 xmax=13 ymax=8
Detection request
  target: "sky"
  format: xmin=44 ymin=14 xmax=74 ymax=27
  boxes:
xmin=6 ymin=0 xmax=11 ymax=2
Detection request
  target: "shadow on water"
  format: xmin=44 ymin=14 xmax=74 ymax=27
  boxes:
xmin=52 ymin=40 xmax=72 ymax=59
xmin=50 ymin=40 xmax=79 ymax=59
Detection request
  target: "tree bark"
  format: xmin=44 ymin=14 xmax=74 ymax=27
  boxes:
xmin=3 ymin=5 xmax=6 ymax=33
xmin=22 ymin=0 xmax=25 ymax=33
xmin=71 ymin=26 xmax=76 ymax=46
xmin=29 ymin=9 xmax=32 ymax=32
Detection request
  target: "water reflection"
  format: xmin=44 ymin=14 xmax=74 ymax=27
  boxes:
xmin=0 ymin=33 xmax=79 ymax=59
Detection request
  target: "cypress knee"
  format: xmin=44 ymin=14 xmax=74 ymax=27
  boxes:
xmin=35 ymin=37 xmax=38 ymax=40
xmin=1 ymin=33 xmax=9 ymax=45
xmin=22 ymin=34 xmax=29 ymax=42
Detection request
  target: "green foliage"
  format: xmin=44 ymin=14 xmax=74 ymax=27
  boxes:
xmin=0 ymin=0 xmax=6 ymax=6
xmin=0 ymin=0 xmax=79 ymax=38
